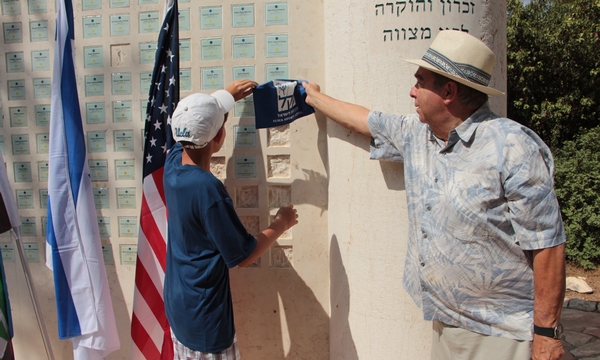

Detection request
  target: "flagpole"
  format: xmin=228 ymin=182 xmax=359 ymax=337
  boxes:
xmin=11 ymin=228 xmax=55 ymax=360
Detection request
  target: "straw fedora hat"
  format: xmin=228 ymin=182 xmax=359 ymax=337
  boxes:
xmin=403 ymin=30 xmax=504 ymax=96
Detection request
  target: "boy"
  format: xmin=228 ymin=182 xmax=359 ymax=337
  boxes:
xmin=164 ymin=79 xmax=299 ymax=359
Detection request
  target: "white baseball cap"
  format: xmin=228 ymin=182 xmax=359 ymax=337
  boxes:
xmin=171 ymin=90 xmax=235 ymax=149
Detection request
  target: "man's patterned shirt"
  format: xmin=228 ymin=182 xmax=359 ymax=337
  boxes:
xmin=368 ymin=103 xmax=565 ymax=340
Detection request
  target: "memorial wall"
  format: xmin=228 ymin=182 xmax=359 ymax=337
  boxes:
xmin=0 ymin=0 xmax=505 ymax=358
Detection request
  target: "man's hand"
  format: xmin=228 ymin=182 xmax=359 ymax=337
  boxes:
xmin=302 ymin=81 xmax=321 ymax=107
xmin=225 ymin=79 xmax=258 ymax=101
xmin=273 ymin=205 xmax=298 ymax=231
xmin=532 ymin=334 xmax=564 ymax=360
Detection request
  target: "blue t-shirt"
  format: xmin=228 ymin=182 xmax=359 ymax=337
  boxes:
xmin=164 ymin=143 xmax=257 ymax=352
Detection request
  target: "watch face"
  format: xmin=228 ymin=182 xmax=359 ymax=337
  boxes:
xmin=555 ymin=323 xmax=564 ymax=338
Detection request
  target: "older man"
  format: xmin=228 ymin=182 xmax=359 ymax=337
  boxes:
xmin=303 ymin=30 xmax=566 ymax=360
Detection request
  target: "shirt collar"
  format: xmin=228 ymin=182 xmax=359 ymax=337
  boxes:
xmin=430 ymin=102 xmax=495 ymax=152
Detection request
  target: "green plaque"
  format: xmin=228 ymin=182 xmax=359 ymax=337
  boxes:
xmin=82 ymin=0 xmax=101 ymax=11
xmin=1 ymin=0 xmax=20 ymax=15
xmin=1 ymin=244 xmax=14 ymax=262
xmin=38 ymin=161 xmax=48 ymax=181
xmin=118 ymin=218 xmax=137 ymax=238
xmin=109 ymin=0 xmax=128 ymax=8
xmin=16 ymin=189 xmax=34 ymax=209
xmin=29 ymin=20 xmax=48 ymax=42
xmin=93 ymin=188 xmax=109 ymax=209
xmin=200 ymin=6 xmax=222 ymax=30
xmin=8 ymin=80 xmax=25 ymax=100
xmin=141 ymin=100 xmax=149 ymax=121
xmin=140 ymin=72 xmax=152 ymax=94
xmin=6 ymin=52 xmax=24 ymax=73
xmin=233 ymin=66 xmax=255 ymax=81
xmin=13 ymin=162 xmax=32 ymax=182
xmin=119 ymin=244 xmax=137 ymax=264
xmin=28 ymin=0 xmax=47 ymax=14
xmin=36 ymin=133 xmax=49 ymax=154
xmin=234 ymin=95 xmax=255 ymax=118
xmin=178 ymin=8 xmax=190 ymax=31
xmin=138 ymin=0 xmax=157 ymax=5
xmin=200 ymin=38 xmax=222 ymax=61
xmin=179 ymin=68 xmax=191 ymax=91
xmin=179 ymin=39 xmax=191 ymax=62
xmin=111 ymin=73 xmax=132 ymax=95
xmin=234 ymin=126 xmax=257 ymax=148
xmin=232 ymin=36 xmax=255 ymax=59
xmin=102 ymin=244 xmax=114 ymax=264
xmin=112 ymin=100 xmax=132 ymax=122
xmin=83 ymin=16 xmax=102 ymax=38
xmin=116 ymin=188 xmax=136 ymax=209
xmin=115 ymin=159 xmax=135 ymax=180
xmin=3 ymin=22 xmax=23 ymax=43
xmin=11 ymin=134 xmax=29 ymax=155
xmin=86 ymin=102 xmax=105 ymax=124
xmin=110 ymin=14 xmax=130 ymax=36
xmin=9 ymin=106 xmax=27 ymax=127
xmin=139 ymin=42 xmax=156 ymax=65
xmin=235 ymin=156 xmax=257 ymax=178
xmin=265 ymin=63 xmax=289 ymax=81
xmin=23 ymin=242 xmax=39 ymax=261
xmin=139 ymin=11 xmax=160 ymax=34
xmin=265 ymin=34 xmax=288 ymax=58
xmin=33 ymin=78 xmax=51 ymax=98
xmin=232 ymin=4 xmax=254 ymax=28
xmin=89 ymin=160 xmax=109 ymax=181
xmin=21 ymin=220 xmax=36 ymax=237
xmin=35 ymin=105 xmax=51 ymax=126
xmin=85 ymin=75 xmax=104 ymax=96
xmin=114 ymin=130 xmax=134 ymax=152
xmin=87 ymin=131 xmax=107 ymax=152
xmin=84 ymin=46 xmax=103 ymax=68
xmin=39 ymin=189 xmax=48 ymax=208
xmin=31 ymin=50 xmax=50 ymax=71
xmin=265 ymin=2 xmax=288 ymax=26
xmin=201 ymin=67 xmax=223 ymax=91
xmin=98 ymin=218 xmax=111 ymax=238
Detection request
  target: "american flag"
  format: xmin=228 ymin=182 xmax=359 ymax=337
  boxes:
xmin=130 ymin=0 xmax=178 ymax=358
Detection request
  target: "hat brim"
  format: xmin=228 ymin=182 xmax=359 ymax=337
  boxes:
xmin=403 ymin=59 xmax=504 ymax=96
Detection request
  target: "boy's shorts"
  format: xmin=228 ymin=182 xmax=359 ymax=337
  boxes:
xmin=171 ymin=331 xmax=241 ymax=360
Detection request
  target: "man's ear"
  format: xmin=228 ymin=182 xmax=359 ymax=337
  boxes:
xmin=443 ymin=81 xmax=459 ymax=103
xmin=212 ymin=126 xmax=226 ymax=144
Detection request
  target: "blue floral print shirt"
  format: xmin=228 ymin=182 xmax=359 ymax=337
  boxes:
xmin=368 ymin=103 xmax=565 ymax=341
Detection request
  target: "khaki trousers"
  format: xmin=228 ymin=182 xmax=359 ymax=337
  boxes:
xmin=431 ymin=321 xmax=531 ymax=360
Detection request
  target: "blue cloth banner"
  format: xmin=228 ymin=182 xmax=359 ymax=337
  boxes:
xmin=252 ymin=79 xmax=315 ymax=129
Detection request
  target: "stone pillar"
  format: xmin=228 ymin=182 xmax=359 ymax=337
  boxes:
xmin=324 ymin=1 xmax=507 ymax=358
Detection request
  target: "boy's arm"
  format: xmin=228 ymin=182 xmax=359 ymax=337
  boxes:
xmin=302 ymin=81 xmax=372 ymax=136
xmin=238 ymin=205 xmax=298 ymax=267
xmin=225 ymin=79 xmax=258 ymax=101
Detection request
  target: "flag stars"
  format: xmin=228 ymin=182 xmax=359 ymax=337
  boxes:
xmin=159 ymin=103 xmax=168 ymax=113
xmin=146 ymin=153 xmax=152 ymax=163
xmin=153 ymin=119 xmax=162 ymax=130
xmin=150 ymin=137 xmax=157 ymax=147
xmin=169 ymin=76 xmax=176 ymax=86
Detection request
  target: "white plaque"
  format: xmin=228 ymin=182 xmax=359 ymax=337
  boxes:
xmin=16 ymin=189 xmax=34 ymax=209
xmin=115 ymin=159 xmax=135 ymax=180
xmin=84 ymin=46 xmax=103 ymax=68
xmin=118 ymin=217 xmax=138 ymax=238
xmin=36 ymin=133 xmax=49 ymax=154
xmin=98 ymin=217 xmax=111 ymax=238
xmin=112 ymin=100 xmax=132 ymax=122
xmin=234 ymin=126 xmax=257 ymax=147
xmin=29 ymin=20 xmax=48 ymax=42
xmin=35 ymin=105 xmax=50 ymax=125
xmin=102 ymin=244 xmax=114 ymax=264
xmin=21 ymin=218 xmax=36 ymax=237
xmin=114 ymin=130 xmax=134 ymax=152
xmin=6 ymin=52 xmax=24 ymax=72
xmin=38 ymin=161 xmax=49 ymax=181
xmin=94 ymin=188 xmax=109 ymax=209
xmin=265 ymin=2 xmax=288 ymax=26
xmin=232 ymin=4 xmax=254 ymax=28
xmin=119 ymin=244 xmax=137 ymax=264
xmin=31 ymin=50 xmax=50 ymax=71
xmin=89 ymin=160 xmax=109 ymax=181
xmin=200 ymin=6 xmax=222 ymax=30
xmin=9 ymin=107 xmax=27 ymax=127
xmin=201 ymin=67 xmax=224 ymax=91
xmin=116 ymin=187 xmax=136 ymax=209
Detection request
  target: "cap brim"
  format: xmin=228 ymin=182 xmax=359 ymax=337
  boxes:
xmin=402 ymin=58 xmax=504 ymax=96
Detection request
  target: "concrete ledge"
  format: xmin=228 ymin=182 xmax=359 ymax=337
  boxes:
xmin=563 ymin=298 xmax=599 ymax=312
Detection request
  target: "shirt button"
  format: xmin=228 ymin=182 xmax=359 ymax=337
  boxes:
xmin=434 ymin=178 xmax=438 ymax=183
xmin=423 ymin=234 xmax=428 ymax=239
xmin=420 ymin=262 xmax=425 ymax=267
xmin=426 ymin=206 xmax=431 ymax=211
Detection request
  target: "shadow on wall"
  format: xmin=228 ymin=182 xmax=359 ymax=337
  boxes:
xmin=104 ymin=262 xmax=131 ymax=359
xmin=329 ymin=235 xmax=358 ymax=360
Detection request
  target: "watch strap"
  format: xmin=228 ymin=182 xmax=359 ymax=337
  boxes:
xmin=534 ymin=324 xmax=562 ymax=339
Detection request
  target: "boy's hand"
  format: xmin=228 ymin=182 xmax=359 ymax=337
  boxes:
xmin=226 ymin=79 xmax=259 ymax=101
xmin=274 ymin=205 xmax=298 ymax=231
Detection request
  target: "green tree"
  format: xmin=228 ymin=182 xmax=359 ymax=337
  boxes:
xmin=507 ymin=0 xmax=600 ymax=149
xmin=554 ymin=126 xmax=600 ymax=269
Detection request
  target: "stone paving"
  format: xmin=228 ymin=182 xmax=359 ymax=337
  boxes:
xmin=561 ymin=299 xmax=600 ymax=360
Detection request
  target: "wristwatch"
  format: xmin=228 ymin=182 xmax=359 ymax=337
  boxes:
xmin=533 ymin=323 xmax=563 ymax=339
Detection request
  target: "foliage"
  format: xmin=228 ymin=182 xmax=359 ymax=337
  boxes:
xmin=507 ymin=0 xmax=600 ymax=149
xmin=554 ymin=126 xmax=600 ymax=269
